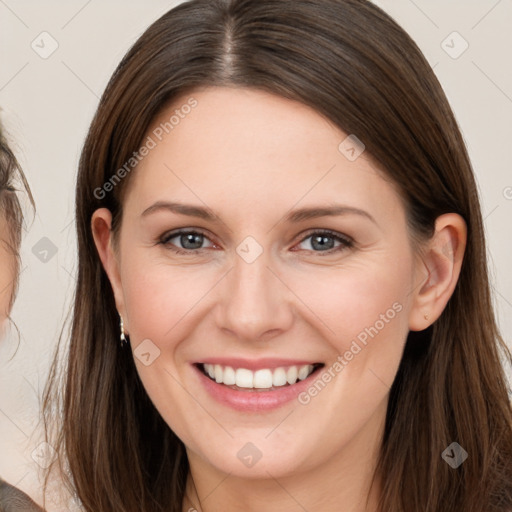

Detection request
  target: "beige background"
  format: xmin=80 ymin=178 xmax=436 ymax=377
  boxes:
xmin=0 ymin=0 xmax=511 ymax=507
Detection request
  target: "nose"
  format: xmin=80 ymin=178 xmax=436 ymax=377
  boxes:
xmin=215 ymin=250 xmax=294 ymax=343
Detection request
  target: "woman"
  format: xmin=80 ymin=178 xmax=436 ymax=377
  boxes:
xmin=44 ymin=0 xmax=512 ymax=511
xmin=0 ymin=125 xmax=41 ymax=511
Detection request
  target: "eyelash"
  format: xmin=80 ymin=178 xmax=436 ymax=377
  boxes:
xmin=159 ymin=228 xmax=354 ymax=256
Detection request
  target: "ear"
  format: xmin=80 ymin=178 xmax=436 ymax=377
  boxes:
xmin=409 ymin=213 xmax=467 ymax=331
xmin=91 ymin=208 xmax=127 ymax=330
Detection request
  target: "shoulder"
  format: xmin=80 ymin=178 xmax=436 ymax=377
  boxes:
xmin=0 ymin=478 xmax=44 ymax=511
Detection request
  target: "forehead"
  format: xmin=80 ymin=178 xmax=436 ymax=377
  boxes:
xmin=124 ymin=87 xmax=404 ymax=223
xmin=147 ymin=86 xmax=346 ymax=171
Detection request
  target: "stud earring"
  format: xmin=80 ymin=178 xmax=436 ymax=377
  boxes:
xmin=119 ymin=314 xmax=128 ymax=346
xmin=424 ymin=313 xmax=430 ymax=321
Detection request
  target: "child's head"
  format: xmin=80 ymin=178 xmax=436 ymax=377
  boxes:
xmin=0 ymin=121 xmax=32 ymax=326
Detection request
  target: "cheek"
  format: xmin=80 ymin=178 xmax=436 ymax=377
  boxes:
xmin=120 ymin=254 xmax=216 ymax=345
xmin=0 ymin=251 xmax=15 ymax=324
xmin=290 ymin=255 xmax=413 ymax=346
xmin=287 ymin=252 xmax=414 ymax=409
xmin=119 ymin=258 xmax=213 ymax=443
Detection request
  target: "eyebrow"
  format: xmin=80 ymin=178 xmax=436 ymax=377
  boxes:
xmin=141 ymin=201 xmax=377 ymax=225
xmin=284 ymin=205 xmax=376 ymax=224
xmin=141 ymin=201 xmax=218 ymax=221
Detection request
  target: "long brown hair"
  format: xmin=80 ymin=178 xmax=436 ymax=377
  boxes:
xmin=43 ymin=1 xmax=512 ymax=510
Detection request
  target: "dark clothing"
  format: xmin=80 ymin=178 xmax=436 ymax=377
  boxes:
xmin=0 ymin=479 xmax=44 ymax=511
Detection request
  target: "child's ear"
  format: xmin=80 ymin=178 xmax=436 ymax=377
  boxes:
xmin=408 ymin=213 xmax=467 ymax=331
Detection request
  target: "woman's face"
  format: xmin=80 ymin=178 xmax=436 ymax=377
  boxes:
xmin=96 ymin=87 xmax=430 ymax=479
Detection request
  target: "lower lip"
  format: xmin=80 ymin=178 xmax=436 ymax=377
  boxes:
xmin=193 ymin=365 xmax=322 ymax=412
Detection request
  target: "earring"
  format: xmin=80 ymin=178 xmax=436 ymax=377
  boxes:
xmin=119 ymin=314 xmax=128 ymax=346
xmin=424 ymin=313 xmax=430 ymax=321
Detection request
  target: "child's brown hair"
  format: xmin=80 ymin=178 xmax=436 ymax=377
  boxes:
xmin=0 ymin=120 xmax=33 ymax=312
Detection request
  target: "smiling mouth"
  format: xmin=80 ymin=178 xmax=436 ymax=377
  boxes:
xmin=196 ymin=362 xmax=324 ymax=391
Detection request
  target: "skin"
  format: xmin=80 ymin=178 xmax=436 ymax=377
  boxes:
xmin=0 ymin=213 xmax=15 ymax=337
xmin=93 ymin=87 xmax=466 ymax=512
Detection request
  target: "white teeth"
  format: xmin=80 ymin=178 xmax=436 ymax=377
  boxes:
xmin=223 ymin=366 xmax=236 ymax=385
xmin=286 ymin=366 xmax=298 ymax=385
xmin=235 ymin=368 xmax=253 ymax=388
xmin=298 ymin=365 xmax=313 ymax=381
xmin=202 ymin=363 xmax=317 ymax=389
xmin=253 ymin=369 xmax=273 ymax=388
xmin=214 ymin=364 xmax=223 ymax=383
xmin=272 ymin=367 xmax=287 ymax=387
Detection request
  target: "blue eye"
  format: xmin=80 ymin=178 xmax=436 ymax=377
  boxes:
xmin=160 ymin=230 xmax=215 ymax=253
xmin=295 ymin=230 xmax=353 ymax=253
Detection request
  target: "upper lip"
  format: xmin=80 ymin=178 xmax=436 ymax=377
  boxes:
xmin=194 ymin=357 xmax=323 ymax=371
